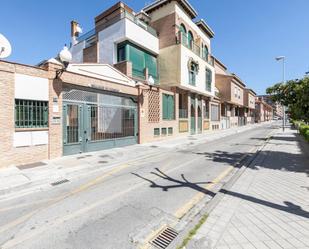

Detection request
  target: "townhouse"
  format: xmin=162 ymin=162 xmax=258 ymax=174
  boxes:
xmin=255 ymin=97 xmax=274 ymax=122
xmin=0 ymin=0 xmax=271 ymax=167
xmin=214 ymin=58 xmax=249 ymax=129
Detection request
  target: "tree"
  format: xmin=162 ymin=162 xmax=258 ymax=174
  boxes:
xmin=266 ymin=77 xmax=309 ymax=123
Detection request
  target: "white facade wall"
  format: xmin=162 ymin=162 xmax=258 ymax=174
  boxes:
xmin=180 ymin=46 xmax=215 ymax=97
xmin=15 ymin=73 xmax=49 ymax=101
xmin=14 ymin=131 xmax=48 ymax=147
xmin=175 ymin=4 xmax=211 ymax=50
xmin=98 ymin=18 xmax=159 ymax=65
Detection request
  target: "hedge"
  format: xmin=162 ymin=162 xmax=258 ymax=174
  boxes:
xmin=299 ymin=123 xmax=309 ymax=142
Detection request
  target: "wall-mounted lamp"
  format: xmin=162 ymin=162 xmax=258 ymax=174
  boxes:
xmin=56 ymin=45 xmax=72 ymax=79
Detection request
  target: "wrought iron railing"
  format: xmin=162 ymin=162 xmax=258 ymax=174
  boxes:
xmin=179 ymin=109 xmax=188 ymax=119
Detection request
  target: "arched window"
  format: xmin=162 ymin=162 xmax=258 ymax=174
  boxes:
xmin=189 ymin=62 xmax=198 ymax=86
xmin=180 ymin=24 xmax=187 ymax=34
xmin=188 ymin=31 xmax=194 ymax=50
xmin=203 ymin=45 xmax=209 ymax=61
xmin=179 ymin=24 xmax=187 ymax=46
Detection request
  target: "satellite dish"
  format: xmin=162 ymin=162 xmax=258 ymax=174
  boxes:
xmin=0 ymin=33 xmax=12 ymax=59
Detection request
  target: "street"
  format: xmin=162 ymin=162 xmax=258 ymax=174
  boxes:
xmin=0 ymin=123 xmax=277 ymax=249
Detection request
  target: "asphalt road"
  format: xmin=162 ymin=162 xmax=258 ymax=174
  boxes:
xmin=0 ymin=123 xmax=278 ymax=249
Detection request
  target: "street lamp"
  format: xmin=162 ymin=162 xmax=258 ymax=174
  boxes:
xmin=275 ymin=56 xmax=286 ymax=131
xmin=56 ymin=45 xmax=72 ymax=78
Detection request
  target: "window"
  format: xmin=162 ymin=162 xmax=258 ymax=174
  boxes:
xmin=154 ymin=128 xmax=160 ymax=136
xmin=168 ymin=127 xmax=173 ymax=135
xmin=211 ymin=104 xmax=219 ymax=121
xmin=203 ymin=45 xmax=209 ymax=61
xmin=189 ymin=63 xmax=198 ymax=86
xmin=117 ymin=42 xmax=158 ymax=82
xmin=161 ymin=128 xmax=167 ymax=136
xmin=15 ymin=99 xmax=48 ymax=128
xmin=206 ymin=68 xmax=212 ymax=92
xmin=179 ymin=24 xmax=187 ymax=46
xmin=117 ymin=45 xmax=126 ymax=62
xmin=188 ymin=31 xmax=194 ymax=49
xmin=162 ymin=94 xmax=175 ymax=120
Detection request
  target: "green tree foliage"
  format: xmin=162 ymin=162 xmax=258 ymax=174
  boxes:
xmin=266 ymin=77 xmax=309 ymax=123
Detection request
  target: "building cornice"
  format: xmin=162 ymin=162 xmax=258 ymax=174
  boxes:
xmin=195 ymin=19 xmax=215 ymax=38
xmin=143 ymin=0 xmax=198 ymax=19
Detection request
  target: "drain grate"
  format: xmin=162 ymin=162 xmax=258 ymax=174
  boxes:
xmin=51 ymin=179 xmax=69 ymax=186
xmin=150 ymin=227 xmax=178 ymax=249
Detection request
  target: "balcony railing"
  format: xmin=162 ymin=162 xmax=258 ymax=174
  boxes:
xmin=132 ymin=68 xmax=160 ymax=85
xmin=179 ymin=109 xmax=188 ymax=119
xmin=122 ymin=11 xmax=158 ymax=37
xmin=77 ymin=10 xmax=158 ymax=45
xmin=77 ymin=29 xmax=96 ymax=43
xmin=177 ymin=31 xmax=214 ymax=66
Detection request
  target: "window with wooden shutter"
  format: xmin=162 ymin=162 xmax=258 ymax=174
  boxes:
xmin=162 ymin=94 xmax=175 ymax=120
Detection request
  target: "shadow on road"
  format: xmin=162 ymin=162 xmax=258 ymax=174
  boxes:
xmin=220 ymin=189 xmax=309 ymax=219
xmin=132 ymin=129 xmax=309 ymax=220
xmin=132 ymin=168 xmax=215 ymax=197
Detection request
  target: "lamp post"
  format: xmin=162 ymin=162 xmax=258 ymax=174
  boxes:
xmin=275 ymin=56 xmax=286 ymax=131
xmin=56 ymin=45 xmax=72 ymax=78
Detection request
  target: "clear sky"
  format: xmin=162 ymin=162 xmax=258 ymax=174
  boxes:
xmin=1 ymin=0 xmax=309 ymax=94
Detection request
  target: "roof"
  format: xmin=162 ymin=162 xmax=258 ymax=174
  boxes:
xmin=214 ymin=57 xmax=228 ymax=71
xmin=195 ymin=19 xmax=215 ymax=38
xmin=245 ymin=88 xmax=257 ymax=96
xmin=231 ymin=73 xmax=246 ymax=88
xmin=143 ymin=0 xmax=198 ymax=19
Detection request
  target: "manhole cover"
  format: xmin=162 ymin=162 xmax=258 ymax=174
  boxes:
xmin=51 ymin=179 xmax=69 ymax=186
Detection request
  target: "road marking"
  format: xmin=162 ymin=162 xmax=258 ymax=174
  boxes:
xmin=0 ymin=129 xmax=276 ymax=248
xmin=0 ymin=157 xmax=198 ymax=249
xmin=174 ymin=165 xmax=234 ymax=219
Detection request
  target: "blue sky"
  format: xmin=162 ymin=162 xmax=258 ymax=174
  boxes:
xmin=1 ymin=0 xmax=309 ymax=94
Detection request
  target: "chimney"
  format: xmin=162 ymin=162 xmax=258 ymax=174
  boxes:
xmin=71 ymin=20 xmax=79 ymax=45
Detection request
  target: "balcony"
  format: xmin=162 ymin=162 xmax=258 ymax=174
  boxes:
xmin=77 ymin=10 xmax=157 ymax=46
xmin=179 ymin=109 xmax=188 ymax=119
xmin=176 ymin=31 xmax=214 ymax=67
xmin=123 ymin=11 xmax=158 ymax=37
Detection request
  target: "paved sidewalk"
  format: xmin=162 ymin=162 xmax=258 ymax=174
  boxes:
xmin=0 ymin=122 xmax=270 ymax=200
xmin=189 ymin=128 xmax=309 ymax=249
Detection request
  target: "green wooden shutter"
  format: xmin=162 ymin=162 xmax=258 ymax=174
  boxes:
xmin=145 ymin=53 xmax=157 ymax=81
xmin=129 ymin=45 xmax=145 ymax=79
xmin=163 ymin=94 xmax=168 ymax=120
xmin=169 ymin=95 xmax=175 ymax=119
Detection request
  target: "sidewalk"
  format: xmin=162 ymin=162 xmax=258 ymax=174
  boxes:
xmin=0 ymin=122 xmax=269 ymax=200
xmin=189 ymin=128 xmax=309 ymax=249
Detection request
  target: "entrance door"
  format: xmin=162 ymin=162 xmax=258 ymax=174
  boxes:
xmin=63 ymin=103 xmax=84 ymax=155
xmin=190 ymin=96 xmax=196 ymax=134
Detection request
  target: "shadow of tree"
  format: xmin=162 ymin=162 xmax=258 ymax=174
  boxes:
xmin=132 ymin=169 xmax=309 ymax=220
xmin=132 ymin=168 xmax=215 ymax=197
xmin=220 ymin=189 xmax=309 ymax=219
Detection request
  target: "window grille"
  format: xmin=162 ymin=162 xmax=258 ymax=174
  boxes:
xmin=15 ymin=99 xmax=48 ymax=128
